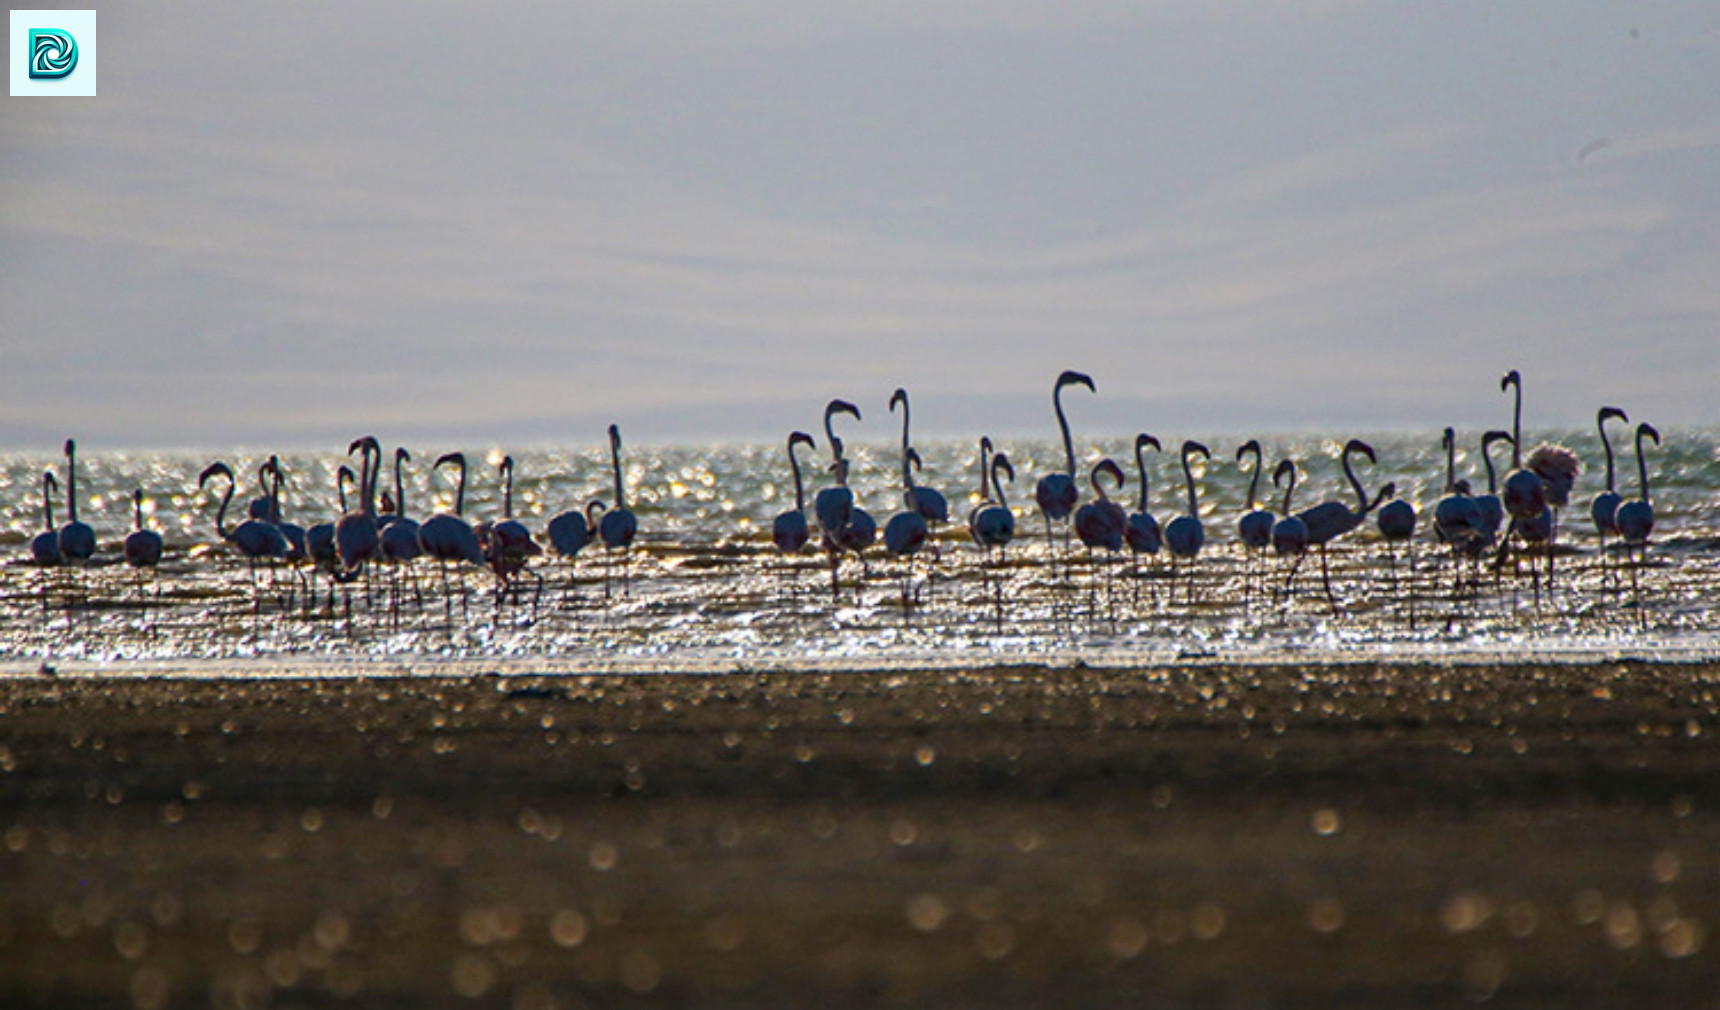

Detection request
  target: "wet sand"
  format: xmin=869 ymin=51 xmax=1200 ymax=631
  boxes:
xmin=1 ymin=658 xmax=1717 ymax=1008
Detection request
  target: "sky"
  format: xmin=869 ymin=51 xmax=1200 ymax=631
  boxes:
xmin=3 ymin=0 xmax=1719 ymax=448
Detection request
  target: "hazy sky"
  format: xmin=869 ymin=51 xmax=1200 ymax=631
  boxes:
xmin=4 ymin=1 xmax=1718 ymax=448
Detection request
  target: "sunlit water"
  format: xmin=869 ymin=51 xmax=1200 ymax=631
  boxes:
xmin=4 ymin=431 xmax=1720 ymax=668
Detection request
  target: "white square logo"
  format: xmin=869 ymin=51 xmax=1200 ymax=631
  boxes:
xmin=11 ymin=9 xmax=96 ymax=96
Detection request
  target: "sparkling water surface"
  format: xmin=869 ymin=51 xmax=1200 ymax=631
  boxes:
xmin=3 ymin=431 xmax=1719 ymax=668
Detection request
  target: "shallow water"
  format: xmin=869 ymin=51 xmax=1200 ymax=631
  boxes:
xmin=3 ymin=432 xmax=1719 ymax=668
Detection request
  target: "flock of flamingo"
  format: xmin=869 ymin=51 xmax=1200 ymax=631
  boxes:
xmin=16 ymin=368 xmax=1670 ymax=626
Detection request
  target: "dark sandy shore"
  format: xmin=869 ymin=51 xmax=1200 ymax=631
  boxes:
xmin=1 ymin=658 xmax=1717 ymax=1008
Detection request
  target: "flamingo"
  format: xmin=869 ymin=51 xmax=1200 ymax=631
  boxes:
xmin=972 ymin=453 xmax=1017 ymax=625
xmin=336 ymin=438 xmax=383 ymax=606
xmin=488 ymin=455 xmax=545 ymax=608
xmin=1498 ymin=370 xmax=1563 ymax=602
xmin=1589 ymin=406 xmax=1630 ymax=582
xmin=305 ymin=465 xmax=356 ymax=616
xmin=772 ymin=432 xmax=817 ymax=555
xmin=57 ymin=439 xmax=96 ymax=565
xmin=1163 ymin=441 xmax=1211 ymax=603
xmin=882 ymin=448 xmax=932 ymax=608
xmin=1615 ymin=423 xmax=1660 ymax=552
xmin=1375 ymin=467 xmax=1418 ymax=605
xmin=379 ymin=449 xmax=425 ymax=599
xmin=1499 ymin=371 xmax=1547 ymax=522
xmin=1295 ymin=439 xmax=1394 ymax=612
xmin=1126 ymin=435 xmax=1163 ymax=597
xmin=1270 ymin=460 xmax=1310 ymax=599
xmin=1475 ymin=430 xmax=1512 ymax=547
xmin=199 ymin=461 xmax=289 ymax=613
xmin=599 ymin=424 xmax=639 ymax=598
xmin=972 ymin=453 xmax=1017 ymax=555
xmin=31 ymin=472 xmax=63 ymax=567
xmin=1433 ymin=428 xmax=1486 ymax=594
xmin=1034 ymin=370 xmax=1095 ymax=573
xmin=263 ymin=458 xmax=307 ymax=563
xmin=1073 ymin=459 xmax=1127 ymax=617
xmin=814 ymin=400 xmax=861 ymax=537
xmin=1615 ymin=422 xmax=1661 ymax=613
xmin=1074 ymin=460 xmax=1127 ymax=553
xmin=417 ymin=451 xmax=487 ymax=621
xmin=123 ymin=489 xmax=164 ymax=571
xmin=890 ymin=388 xmax=949 ymax=522
xmin=966 ymin=437 xmax=995 ymax=544
xmin=121 ymin=488 xmax=165 ymax=611
xmin=1235 ymin=439 xmax=1273 ymax=606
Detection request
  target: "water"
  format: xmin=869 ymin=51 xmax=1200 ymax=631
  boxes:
xmin=3 ymin=431 xmax=1720 ymax=668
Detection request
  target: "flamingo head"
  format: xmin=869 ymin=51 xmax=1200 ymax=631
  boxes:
xmin=991 ymin=453 xmax=1015 ymax=485
xmin=1483 ymin=430 xmax=1513 ymax=452
xmin=608 ymin=424 xmax=622 ymax=449
xmin=63 ymin=438 xmax=75 ymax=458
xmin=396 ymin=446 xmax=412 ymax=464
xmin=348 ymin=435 xmax=380 ymax=457
xmin=1599 ymin=406 xmax=1628 ymax=426
xmin=1091 ymin=459 xmax=1125 ymax=498
xmin=1271 ymin=459 xmax=1296 ymax=487
xmin=1442 ymin=427 xmax=1455 ymax=451
xmin=198 ymin=461 xmax=233 ymax=488
xmin=824 ymin=399 xmax=861 ymax=424
xmin=1055 ymin=370 xmax=1095 ymax=394
xmin=1500 ymin=370 xmax=1521 ymax=393
xmin=434 ymin=451 xmax=465 ymax=471
xmin=889 ymin=388 xmax=908 ymax=413
xmin=1136 ymin=433 xmax=1161 ymax=454
xmin=43 ymin=470 xmax=58 ymax=492
xmin=1344 ymin=439 xmax=1377 ymax=465
xmin=1234 ymin=439 xmax=1261 ymax=464
xmin=788 ymin=430 xmax=816 ymax=454
xmin=1639 ymin=422 xmax=1661 ymax=447
xmin=1183 ymin=440 xmax=1212 ymax=464
xmin=906 ymin=447 xmax=923 ymax=474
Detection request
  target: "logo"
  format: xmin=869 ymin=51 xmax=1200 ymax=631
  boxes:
xmin=27 ymin=27 xmax=74 ymax=78
xmin=10 ymin=10 xmax=96 ymax=96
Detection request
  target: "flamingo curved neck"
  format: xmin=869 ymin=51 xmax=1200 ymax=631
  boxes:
xmin=1343 ymin=448 xmax=1367 ymax=512
xmin=1600 ymin=417 xmax=1617 ymax=491
xmin=977 ymin=441 xmax=991 ymax=501
xmin=42 ymin=477 xmax=56 ymax=530
xmin=788 ymin=440 xmax=806 ymax=513
xmin=1637 ymin=432 xmax=1652 ymax=503
xmin=1134 ymin=446 xmax=1150 ymax=512
xmin=214 ymin=478 xmax=233 ymax=539
xmin=610 ymin=441 xmax=627 ymax=510
xmin=1054 ymin=388 xmax=1076 ymax=477
xmin=134 ymin=494 xmax=144 ymax=532
xmin=395 ymin=456 xmax=409 ymax=519
xmin=1280 ymin=471 xmax=1296 ymax=514
xmin=1182 ymin=452 xmax=1199 ymax=516
xmin=1510 ymin=380 xmax=1523 ymax=468
xmin=503 ymin=463 xmax=514 ymax=519
xmin=65 ymin=446 xmax=78 ymax=524
xmin=991 ymin=462 xmax=1010 ymax=511
xmin=1244 ymin=448 xmax=1261 ymax=510
xmin=453 ymin=460 xmax=467 ymax=517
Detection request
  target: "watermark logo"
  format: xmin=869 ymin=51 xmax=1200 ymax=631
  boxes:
xmin=11 ymin=10 xmax=96 ymax=96
xmin=27 ymin=27 xmax=74 ymax=78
